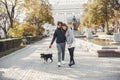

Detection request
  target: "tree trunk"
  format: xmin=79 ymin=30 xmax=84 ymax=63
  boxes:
xmin=1 ymin=27 xmax=8 ymax=38
xmin=105 ymin=1 xmax=109 ymax=33
xmin=105 ymin=21 xmax=109 ymax=33
xmin=4 ymin=30 xmax=8 ymax=38
xmin=4 ymin=0 xmax=15 ymax=28
xmin=102 ymin=24 xmax=105 ymax=32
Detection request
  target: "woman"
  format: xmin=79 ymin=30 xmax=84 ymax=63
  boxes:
xmin=49 ymin=21 xmax=66 ymax=67
xmin=62 ymin=23 xmax=75 ymax=67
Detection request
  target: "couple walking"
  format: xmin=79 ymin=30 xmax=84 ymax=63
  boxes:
xmin=49 ymin=21 xmax=75 ymax=67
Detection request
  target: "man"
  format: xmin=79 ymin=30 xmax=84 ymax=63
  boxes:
xmin=49 ymin=21 xmax=66 ymax=67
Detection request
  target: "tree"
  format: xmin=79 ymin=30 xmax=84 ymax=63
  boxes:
xmin=22 ymin=22 xmax=36 ymax=36
xmin=8 ymin=22 xmax=37 ymax=38
xmin=8 ymin=24 xmax=24 ymax=38
xmin=0 ymin=0 xmax=26 ymax=38
xmin=0 ymin=0 xmax=22 ymax=28
xmin=82 ymin=2 xmax=103 ymax=29
xmin=24 ymin=0 xmax=54 ymax=24
xmin=112 ymin=0 xmax=120 ymax=33
xmin=82 ymin=0 xmax=120 ymax=33
xmin=24 ymin=0 xmax=54 ymax=36
xmin=0 ymin=0 xmax=53 ymax=38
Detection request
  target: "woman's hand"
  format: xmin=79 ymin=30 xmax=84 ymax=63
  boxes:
xmin=68 ymin=44 xmax=71 ymax=48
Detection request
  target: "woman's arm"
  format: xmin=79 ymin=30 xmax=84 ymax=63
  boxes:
xmin=66 ymin=28 xmax=73 ymax=44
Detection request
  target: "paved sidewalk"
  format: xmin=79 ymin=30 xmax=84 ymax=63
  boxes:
xmin=0 ymin=37 xmax=120 ymax=80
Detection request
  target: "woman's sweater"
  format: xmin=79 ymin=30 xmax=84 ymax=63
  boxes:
xmin=65 ymin=28 xmax=75 ymax=48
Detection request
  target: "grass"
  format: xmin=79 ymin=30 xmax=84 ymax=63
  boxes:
xmin=91 ymin=38 xmax=113 ymax=46
xmin=0 ymin=46 xmax=25 ymax=58
xmin=81 ymin=38 xmax=114 ymax=46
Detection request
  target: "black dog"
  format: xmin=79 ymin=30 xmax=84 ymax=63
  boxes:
xmin=40 ymin=53 xmax=53 ymax=63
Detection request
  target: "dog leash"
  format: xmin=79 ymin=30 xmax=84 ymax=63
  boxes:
xmin=45 ymin=48 xmax=53 ymax=54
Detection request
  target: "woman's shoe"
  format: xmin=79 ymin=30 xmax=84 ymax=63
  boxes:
xmin=69 ymin=61 xmax=75 ymax=67
xmin=69 ymin=64 xmax=72 ymax=67
xmin=72 ymin=62 xmax=75 ymax=65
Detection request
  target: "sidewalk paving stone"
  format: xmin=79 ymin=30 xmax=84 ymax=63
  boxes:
xmin=0 ymin=37 xmax=120 ymax=80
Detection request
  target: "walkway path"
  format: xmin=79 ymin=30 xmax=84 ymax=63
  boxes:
xmin=0 ymin=37 xmax=120 ymax=80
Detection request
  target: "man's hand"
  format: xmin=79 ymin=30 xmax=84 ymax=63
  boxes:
xmin=49 ymin=44 xmax=52 ymax=48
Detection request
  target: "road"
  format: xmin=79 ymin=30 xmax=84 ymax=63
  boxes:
xmin=0 ymin=37 xmax=120 ymax=80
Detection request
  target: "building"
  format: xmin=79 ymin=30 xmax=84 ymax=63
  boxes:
xmin=87 ymin=0 xmax=94 ymax=3
xmin=49 ymin=0 xmax=88 ymax=25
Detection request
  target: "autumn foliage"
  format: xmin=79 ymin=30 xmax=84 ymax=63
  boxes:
xmin=8 ymin=22 xmax=37 ymax=38
xmin=81 ymin=0 xmax=120 ymax=32
xmin=23 ymin=22 xmax=36 ymax=36
xmin=0 ymin=0 xmax=53 ymax=38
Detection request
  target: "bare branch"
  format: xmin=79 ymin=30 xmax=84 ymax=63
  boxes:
xmin=0 ymin=0 xmax=5 ymax=5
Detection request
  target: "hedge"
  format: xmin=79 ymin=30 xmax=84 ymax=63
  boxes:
xmin=22 ymin=36 xmax=46 ymax=45
xmin=25 ymin=36 xmax=43 ymax=42
xmin=0 ymin=38 xmax=22 ymax=52
xmin=0 ymin=36 xmax=44 ymax=53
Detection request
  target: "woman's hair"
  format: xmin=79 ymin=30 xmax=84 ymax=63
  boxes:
xmin=61 ymin=23 xmax=68 ymax=35
xmin=62 ymin=23 xmax=68 ymax=29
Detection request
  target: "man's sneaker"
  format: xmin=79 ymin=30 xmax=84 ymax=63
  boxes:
xmin=61 ymin=61 xmax=65 ymax=65
xmin=57 ymin=62 xmax=61 ymax=67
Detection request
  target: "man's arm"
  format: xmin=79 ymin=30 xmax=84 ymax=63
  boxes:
xmin=50 ymin=30 xmax=57 ymax=45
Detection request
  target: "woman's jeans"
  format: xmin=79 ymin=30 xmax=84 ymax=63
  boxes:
xmin=57 ymin=42 xmax=66 ymax=62
xmin=68 ymin=47 xmax=75 ymax=64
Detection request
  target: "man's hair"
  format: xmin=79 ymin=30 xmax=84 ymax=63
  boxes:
xmin=57 ymin=21 xmax=62 ymax=25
